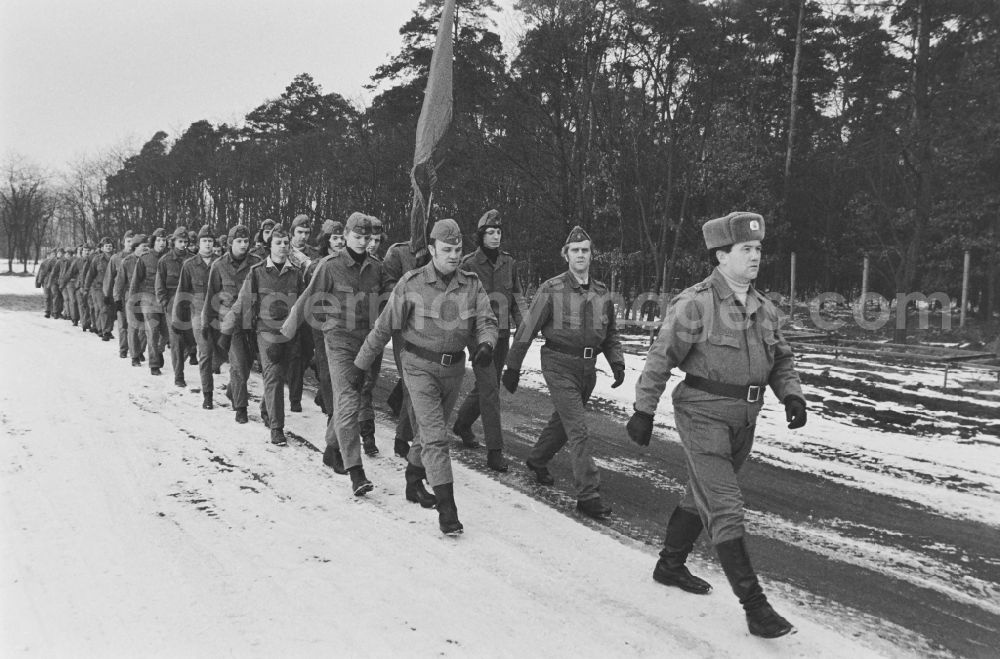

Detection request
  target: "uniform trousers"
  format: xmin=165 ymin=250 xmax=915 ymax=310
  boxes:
xmin=358 ymin=353 xmax=382 ymax=426
xmin=226 ymin=331 xmax=253 ymax=411
xmin=77 ymin=287 xmax=92 ymax=328
xmin=392 ymin=336 xmax=417 ymax=442
xmin=401 ymin=351 xmax=464 ymax=487
xmin=165 ymin=303 xmax=186 ymax=381
xmin=115 ymin=308 xmax=129 ymax=355
xmin=62 ymin=285 xmax=78 ymax=321
xmin=257 ymin=333 xmax=298 ymax=429
xmin=672 ymin=383 xmax=761 ymax=545
xmin=48 ymin=284 xmax=63 ymax=317
xmin=312 ymin=327 xmax=333 ymax=415
xmin=190 ymin=318 xmax=213 ymax=395
xmin=144 ymin=310 xmax=167 ymax=369
xmin=286 ymin=327 xmax=312 ymax=407
xmin=124 ymin=300 xmax=147 ymax=359
xmin=529 ymin=348 xmax=601 ymax=501
xmin=324 ymin=333 xmax=367 ymax=468
xmin=453 ymin=332 xmax=508 ymax=450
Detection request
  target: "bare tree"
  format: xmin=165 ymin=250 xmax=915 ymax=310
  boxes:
xmin=0 ymin=156 xmax=55 ymax=273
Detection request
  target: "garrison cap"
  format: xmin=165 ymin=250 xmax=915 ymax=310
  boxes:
xmin=702 ymin=212 xmax=765 ymax=250
xmin=290 ymin=214 xmax=312 ymax=232
xmin=345 ymin=212 xmax=375 ymax=236
xmin=564 ymin=225 xmax=591 ymax=245
xmin=477 ymin=209 xmax=502 ymax=229
xmin=260 ymin=218 xmax=276 ymax=231
xmin=83 ymin=243 xmax=95 ymax=250
xmin=99 ymin=236 xmax=113 ymax=246
xmin=123 ymin=229 xmax=135 ymax=240
xmin=171 ymin=226 xmax=188 ymax=240
xmin=197 ymin=224 xmax=213 ymax=239
xmin=370 ymin=216 xmax=384 ymax=235
xmin=321 ymin=219 xmax=344 ymax=236
xmin=150 ymin=228 xmax=166 ymax=242
xmin=429 ymin=218 xmax=462 ymax=245
xmin=187 ymin=229 xmax=198 ymax=242
xmin=131 ymin=234 xmax=147 ymax=249
xmin=228 ymin=224 xmax=251 ymax=242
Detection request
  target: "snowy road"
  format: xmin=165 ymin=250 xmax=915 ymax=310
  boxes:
xmin=1 ymin=275 xmax=996 ymax=657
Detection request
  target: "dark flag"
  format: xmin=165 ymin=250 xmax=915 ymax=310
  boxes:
xmin=409 ymin=0 xmax=456 ymax=254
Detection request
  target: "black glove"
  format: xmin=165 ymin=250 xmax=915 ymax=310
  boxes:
xmin=784 ymin=395 xmax=807 ymax=429
xmin=501 ymin=368 xmax=520 ymax=394
xmin=473 ymin=342 xmax=493 ymax=368
xmin=626 ymin=408 xmax=654 ymax=446
xmin=347 ymin=363 xmax=366 ymax=391
xmin=265 ymin=340 xmax=285 ymax=363
xmin=216 ymin=332 xmax=232 ymax=354
xmin=610 ymin=362 xmax=625 ymax=388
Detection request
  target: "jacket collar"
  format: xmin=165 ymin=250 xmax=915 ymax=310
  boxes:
xmin=709 ymin=268 xmax=762 ymax=314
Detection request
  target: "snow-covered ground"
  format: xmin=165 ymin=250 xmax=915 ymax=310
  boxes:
xmin=0 ymin=275 xmax=922 ymax=657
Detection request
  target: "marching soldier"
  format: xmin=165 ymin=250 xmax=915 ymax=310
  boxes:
xmin=502 ymin=226 xmax=625 ymax=520
xmin=104 ymin=230 xmax=135 ymax=358
xmin=115 ymin=234 xmax=148 ymax=366
xmin=381 ymin=236 xmax=430 ymax=459
xmin=186 ymin=230 xmax=199 ymax=257
xmin=221 ymin=225 xmax=303 ymax=445
xmin=74 ymin=244 xmax=95 ymax=332
xmin=35 ymin=250 xmax=57 ymax=317
xmin=353 ymin=218 xmax=497 ymax=535
xmin=282 ymin=212 xmax=389 ymax=496
xmin=83 ymin=237 xmax=114 ymax=340
xmin=626 ymin=212 xmax=806 ymax=639
xmin=130 ymin=229 xmax=169 ymax=375
xmin=250 ymin=219 xmax=275 ymax=262
xmin=59 ymin=246 xmax=81 ymax=326
xmin=175 ymin=225 xmax=218 ymax=409
xmin=45 ymin=248 xmax=66 ymax=319
xmin=452 ymin=209 xmax=523 ymax=472
xmin=305 ymin=219 xmax=345 ymax=420
xmin=286 ymin=213 xmax=318 ymax=414
xmin=155 ymin=227 xmax=190 ymax=386
xmin=204 ymin=225 xmax=260 ymax=423
xmin=357 ymin=216 xmax=385 ymax=455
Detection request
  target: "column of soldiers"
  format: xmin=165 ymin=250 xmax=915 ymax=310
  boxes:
xmin=33 ymin=209 xmax=806 ymax=639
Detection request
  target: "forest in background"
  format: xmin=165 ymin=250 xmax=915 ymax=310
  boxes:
xmin=2 ymin=0 xmax=998 ymax=319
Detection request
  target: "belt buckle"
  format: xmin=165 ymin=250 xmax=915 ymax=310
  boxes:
xmin=582 ymin=347 xmax=594 ymax=359
xmin=440 ymin=353 xmax=453 ymax=366
xmin=746 ymin=385 xmax=760 ymax=403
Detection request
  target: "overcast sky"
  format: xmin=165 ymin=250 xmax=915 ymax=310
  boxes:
xmin=0 ymin=0 xmax=520 ymax=172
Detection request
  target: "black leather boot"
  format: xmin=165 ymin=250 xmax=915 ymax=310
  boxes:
xmin=360 ymin=419 xmax=378 ymax=455
xmin=652 ymin=507 xmax=712 ymax=594
xmin=486 ymin=449 xmax=509 ymax=472
xmin=323 ymin=445 xmax=347 ymax=474
xmin=393 ymin=437 xmax=410 ymax=459
xmin=432 ymin=483 xmax=463 ymax=535
xmin=716 ymin=537 xmax=793 ymax=638
xmin=348 ymin=466 xmax=373 ymax=496
xmin=405 ymin=464 xmax=437 ymax=508
xmin=202 ymin=392 xmax=213 ymax=410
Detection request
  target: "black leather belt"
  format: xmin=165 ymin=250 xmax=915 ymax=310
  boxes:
xmin=684 ymin=374 xmax=766 ymax=403
xmin=544 ymin=340 xmax=599 ymax=359
xmin=405 ymin=342 xmax=465 ymax=366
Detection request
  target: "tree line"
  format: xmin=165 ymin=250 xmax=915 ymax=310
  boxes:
xmin=3 ymin=0 xmax=998 ymax=320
